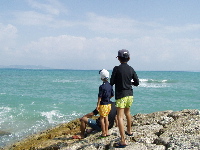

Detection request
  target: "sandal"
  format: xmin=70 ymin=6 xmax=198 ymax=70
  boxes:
xmin=115 ymin=142 xmax=127 ymax=148
xmin=106 ymin=134 xmax=110 ymax=137
xmin=125 ymin=131 xmax=133 ymax=136
xmin=72 ymin=135 xmax=83 ymax=139
xmin=98 ymin=134 xmax=107 ymax=139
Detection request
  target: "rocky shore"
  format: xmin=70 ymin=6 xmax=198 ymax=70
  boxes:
xmin=3 ymin=109 xmax=199 ymax=150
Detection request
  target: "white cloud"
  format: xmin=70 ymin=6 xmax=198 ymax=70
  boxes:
xmin=1 ymin=7 xmax=200 ymax=71
xmin=13 ymin=0 xmax=69 ymax=27
xmin=0 ymin=24 xmax=17 ymax=51
xmin=27 ymin=0 xmax=67 ymax=15
xmin=18 ymin=33 xmax=199 ymax=70
xmin=86 ymin=13 xmax=140 ymax=35
xmin=1 ymin=26 xmax=199 ymax=70
xmin=0 ymin=24 xmax=18 ymax=65
xmin=163 ymin=24 xmax=200 ymax=34
xmin=85 ymin=13 xmax=200 ymax=40
xmin=14 ymin=11 xmax=53 ymax=26
xmin=24 ymin=35 xmax=86 ymax=58
xmin=132 ymin=36 xmax=200 ymax=71
xmin=20 ymin=35 xmax=132 ymax=69
xmin=14 ymin=10 xmax=78 ymax=28
xmin=175 ymin=38 xmax=200 ymax=61
xmin=2 ymin=10 xmax=198 ymax=70
xmin=0 ymin=23 xmax=17 ymax=40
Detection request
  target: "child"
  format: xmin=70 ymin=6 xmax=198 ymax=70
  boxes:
xmin=110 ymin=49 xmax=139 ymax=148
xmin=97 ymin=69 xmax=114 ymax=138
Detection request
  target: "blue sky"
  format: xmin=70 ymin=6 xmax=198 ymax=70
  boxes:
xmin=0 ymin=0 xmax=200 ymax=71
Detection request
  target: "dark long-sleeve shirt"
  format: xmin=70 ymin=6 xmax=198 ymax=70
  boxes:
xmin=98 ymin=81 xmax=114 ymax=105
xmin=110 ymin=63 xmax=139 ymax=99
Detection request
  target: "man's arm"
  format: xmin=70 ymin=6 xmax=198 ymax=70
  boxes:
xmin=79 ymin=112 xmax=94 ymax=121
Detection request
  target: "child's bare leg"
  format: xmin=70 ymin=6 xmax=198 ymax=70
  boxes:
xmin=117 ymin=107 xmax=126 ymax=145
xmin=124 ymin=107 xmax=132 ymax=134
xmin=104 ymin=116 xmax=109 ymax=135
xmin=100 ymin=116 xmax=106 ymax=136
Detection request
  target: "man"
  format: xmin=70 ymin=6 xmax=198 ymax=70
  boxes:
xmin=72 ymin=101 xmax=117 ymax=139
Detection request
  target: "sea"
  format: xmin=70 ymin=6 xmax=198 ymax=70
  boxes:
xmin=0 ymin=69 xmax=199 ymax=147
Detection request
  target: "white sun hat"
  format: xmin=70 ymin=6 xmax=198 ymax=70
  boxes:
xmin=99 ymin=69 xmax=109 ymax=80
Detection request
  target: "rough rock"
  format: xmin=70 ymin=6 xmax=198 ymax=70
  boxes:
xmin=0 ymin=131 xmax=11 ymax=136
xmin=3 ymin=109 xmax=199 ymax=150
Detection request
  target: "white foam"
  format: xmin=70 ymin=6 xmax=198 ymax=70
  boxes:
xmin=0 ymin=107 xmax=12 ymax=118
xmin=53 ymin=79 xmax=81 ymax=83
xmin=0 ymin=107 xmax=13 ymax=127
xmin=139 ymin=83 xmax=169 ymax=88
xmin=70 ymin=111 xmax=83 ymax=118
xmin=139 ymin=78 xmax=169 ymax=88
xmin=139 ymin=79 xmax=149 ymax=82
xmin=0 ymin=106 xmax=12 ymax=112
xmin=162 ymin=80 xmax=168 ymax=83
xmin=41 ymin=110 xmax=64 ymax=124
xmin=140 ymin=78 xmax=169 ymax=83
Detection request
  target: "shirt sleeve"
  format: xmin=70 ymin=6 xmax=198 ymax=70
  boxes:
xmin=110 ymin=66 xmax=118 ymax=86
xmin=132 ymin=69 xmax=139 ymax=86
xmin=98 ymin=85 xmax=103 ymax=97
xmin=93 ymin=109 xmax=99 ymax=115
xmin=111 ymin=86 xmax=114 ymax=97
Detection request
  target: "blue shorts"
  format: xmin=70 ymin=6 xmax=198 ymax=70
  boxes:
xmin=88 ymin=118 xmax=101 ymax=132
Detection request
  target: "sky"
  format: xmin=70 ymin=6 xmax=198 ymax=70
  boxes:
xmin=0 ymin=0 xmax=200 ymax=71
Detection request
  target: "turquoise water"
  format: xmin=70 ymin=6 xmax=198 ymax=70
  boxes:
xmin=0 ymin=69 xmax=199 ymax=147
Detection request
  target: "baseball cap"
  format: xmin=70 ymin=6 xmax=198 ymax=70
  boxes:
xmin=99 ymin=69 xmax=109 ymax=80
xmin=116 ymin=49 xmax=130 ymax=58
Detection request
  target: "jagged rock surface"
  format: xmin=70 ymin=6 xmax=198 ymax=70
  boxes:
xmin=3 ymin=109 xmax=199 ymax=150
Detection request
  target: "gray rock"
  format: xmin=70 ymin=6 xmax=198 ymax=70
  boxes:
xmin=60 ymin=109 xmax=199 ymax=150
xmin=5 ymin=109 xmax=199 ymax=150
xmin=0 ymin=130 xmax=11 ymax=136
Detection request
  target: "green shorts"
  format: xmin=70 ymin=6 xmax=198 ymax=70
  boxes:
xmin=116 ymin=96 xmax=134 ymax=108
